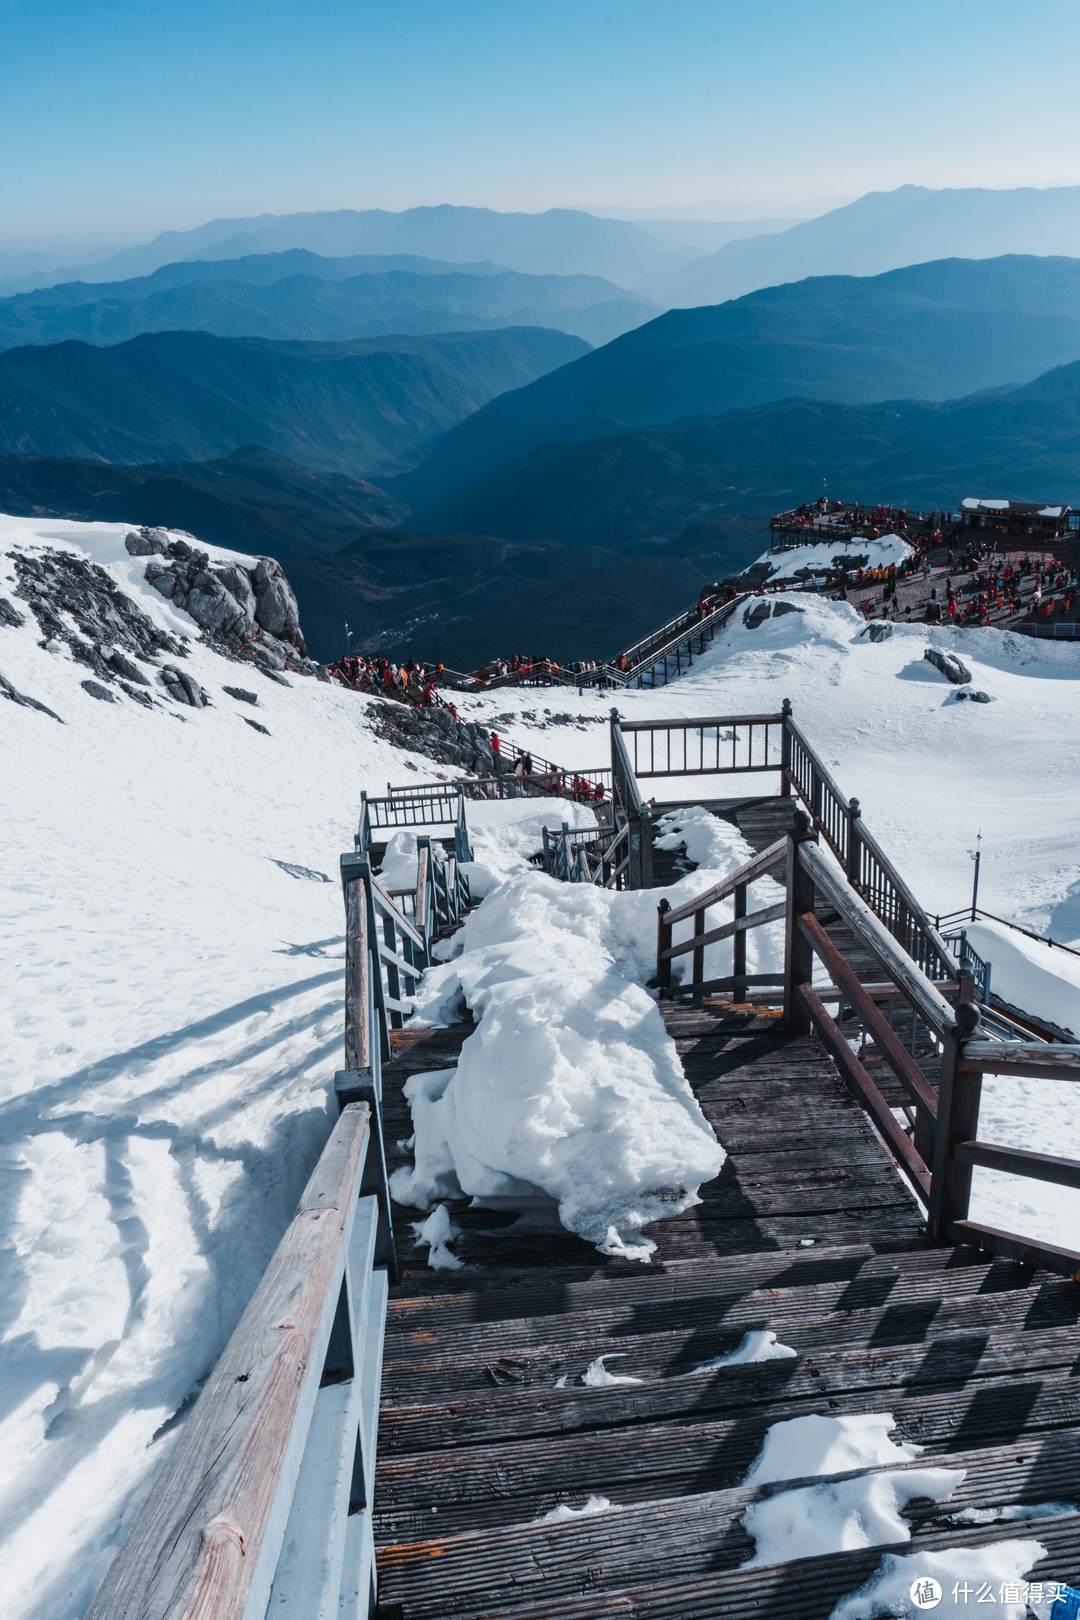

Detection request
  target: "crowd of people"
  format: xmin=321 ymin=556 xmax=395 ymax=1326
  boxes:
xmin=773 ymin=497 xmax=959 ymax=543
xmin=327 ymin=653 xmax=459 ymax=718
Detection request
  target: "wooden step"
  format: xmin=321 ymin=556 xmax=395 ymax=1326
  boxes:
xmin=375 ymin=1516 xmax=1080 ymax=1620
xmin=375 ymin=1436 xmax=1080 ymax=1619
xmin=374 ymin=1373 xmax=1080 ymax=1540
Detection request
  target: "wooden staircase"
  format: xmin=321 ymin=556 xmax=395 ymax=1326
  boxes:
xmin=373 ymin=1006 xmax=1080 ymax=1618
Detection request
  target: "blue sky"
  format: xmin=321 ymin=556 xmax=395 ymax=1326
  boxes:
xmin=3 ymin=0 xmax=1080 ymax=241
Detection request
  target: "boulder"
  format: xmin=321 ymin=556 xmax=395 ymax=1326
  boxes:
xmin=251 ymin=558 xmax=306 ymax=655
xmin=160 ymin=665 xmax=210 ymax=708
xmin=743 ymin=601 xmax=771 ymax=629
xmin=0 ymin=597 xmax=25 ymax=627
xmin=866 ymin=623 xmax=893 ymax=642
xmin=772 ymin=601 xmax=804 ymax=619
xmin=1 ymin=670 xmax=62 ymax=720
xmin=102 ymin=646 xmax=151 ymax=685
xmin=224 ymin=685 xmax=259 ymax=705
xmin=124 ymin=527 xmax=170 ymax=557
xmin=81 ymin=679 xmax=116 ymax=703
xmin=924 ymin=647 xmax=971 ymax=685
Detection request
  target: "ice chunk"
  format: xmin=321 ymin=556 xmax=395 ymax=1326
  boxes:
xmin=684 ymin=1329 xmax=797 ymax=1374
xmin=829 ymin=1538 xmax=1046 ymax=1619
xmin=744 ymin=1412 xmax=921 ymax=1485
xmin=743 ymin=1467 xmax=963 ymax=1566
xmin=581 ymin=1354 xmax=642 ymax=1387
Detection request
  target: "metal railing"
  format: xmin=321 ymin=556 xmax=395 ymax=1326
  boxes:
xmin=358 ymin=784 xmax=472 ymax=864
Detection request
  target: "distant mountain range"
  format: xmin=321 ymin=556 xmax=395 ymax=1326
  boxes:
xmin=0 ymin=251 xmax=657 ymax=351
xmin=0 ymin=445 xmax=405 ymax=557
xmin=397 ymin=255 xmax=1080 ymax=507
xmin=11 ymin=355 xmax=1080 ymax=664
xmin=406 ymin=361 xmax=1080 ymax=553
xmin=0 ymin=206 xmax=691 ymax=296
xmin=0 ymin=325 xmax=588 ymax=476
xmin=652 ymin=184 xmax=1080 ymax=306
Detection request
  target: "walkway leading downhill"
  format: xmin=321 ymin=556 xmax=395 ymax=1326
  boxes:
xmin=374 ymin=986 xmax=1080 ymax=1618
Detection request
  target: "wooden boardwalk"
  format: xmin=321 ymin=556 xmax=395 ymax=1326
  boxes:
xmin=375 ymin=988 xmax=1080 ymax=1616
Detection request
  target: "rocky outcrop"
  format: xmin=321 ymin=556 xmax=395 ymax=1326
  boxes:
xmin=1 ymin=670 xmax=62 ymax=720
xmin=370 ymin=699 xmax=496 ymax=775
xmin=161 ymin=665 xmax=210 ymax=708
xmin=12 ymin=548 xmax=184 ymax=700
xmin=132 ymin=531 xmax=310 ymax=664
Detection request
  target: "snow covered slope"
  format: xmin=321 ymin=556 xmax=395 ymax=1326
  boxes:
xmin=5 ymin=515 xmax=1080 ymax=1617
xmin=0 ymin=517 xmax=433 ymax=1618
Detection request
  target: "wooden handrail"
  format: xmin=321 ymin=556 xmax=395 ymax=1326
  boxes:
xmin=960 ymin=1041 xmax=1080 ymax=1079
xmin=796 ymin=910 xmax=938 ymax=1119
xmin=957 ymin=1139 xmax=1080 ymax=1189
xmin=797 ymin=982 xmax=932 ymax=1205
xmin=797 ymin=840 xmax=956 ymax=1039
xmin=664 ymin=836 xmax=788 ymax=926
xmin=618 ymin=710 xmax=783 ymax=733
xmin=344 ymin=877 xmax=369 ymax=1076
xmin=86 ymin=1105 xmax=374 ymax=1620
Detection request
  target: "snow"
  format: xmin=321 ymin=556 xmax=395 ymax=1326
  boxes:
xmin=0 ymin=516 xmax=437 ymax=1618
xmin=755 ymin=533 xmax=913 ymax=582
xmin=389 ymin=870 xmax=727 ymax=1260
xmin=684 ymin=1329 xmax=797 ymax=1374
xmin=580 ymin=1354 xmax=642 ymax=1386
xmin=532 ymin=1495 xmax=613 ymax=1524
xmin=409 ymin=1203 xmax=462 ymax=1270
xmin=743 ymin=1413 xmax=922 ymax=1486
xmin=8 ymin=510 xmax=1080 ymax=1612
xmin=829 ymin=1540 xmax=1046 ymax=1620
xmin=742 ymin=1466 xmax=963 ymax=1565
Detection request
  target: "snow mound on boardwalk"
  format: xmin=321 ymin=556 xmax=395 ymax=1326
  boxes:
xmin=391 ymin=870 xmax=729 ymax=1259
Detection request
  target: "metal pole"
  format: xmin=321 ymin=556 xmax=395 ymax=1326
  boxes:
xmin=971 ymin=834 xmax=982 ymax=922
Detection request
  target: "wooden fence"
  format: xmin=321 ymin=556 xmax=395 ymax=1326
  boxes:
xmin=654 ymin=809 xmax=1080 ymax=1282
xmin=85 ymin=796 xmax=475 ymax=1619
xmin=610 ymin=704 xmax=973 ymax=998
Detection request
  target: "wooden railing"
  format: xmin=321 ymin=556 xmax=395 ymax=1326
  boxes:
xmin=86 ymin=808 xmax=474 ymax=1618
xmin=610 ymin=711 xmax=653 ymax=889
xmin=654 ymin=811 xmax=1080 ymax=1281
xmin=613 ymin=705 xmax=967 ymax=1000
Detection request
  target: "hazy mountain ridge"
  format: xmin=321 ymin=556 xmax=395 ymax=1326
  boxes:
xmin=407 ymin=360 xmax=1080 ymax=550
xmin=0 ymin=253 xmax=656 ymax=351
xmin=0 ymin=206 xmax=690 ymax=296
xmin=0 ymin=445 xmax=406 ymax=558
xmin=0 ymin=325 xmax=589 ymax=476
xmin=395 ymin=255 xmax=1080 ymax=506
xmin=653 ymin=184 xmax=1080 ymax=306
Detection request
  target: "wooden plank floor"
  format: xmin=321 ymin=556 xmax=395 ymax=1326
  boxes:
xmin=374 ymin=999 xmax=1080 ymax=1618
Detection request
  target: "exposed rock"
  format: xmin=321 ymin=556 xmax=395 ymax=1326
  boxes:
xmin=243 ymin=717 xmax=271 ymax=735
xmin=370 ymin=699 xmax=495 ymax=775
xmin=161 ymin=665 xmax=210 ymax=708
xmin=771 ymin=600 xmax=804 ymax=619
xmin=865 ymin=622 xmax=893 ymax=642
xmin=0 ymin=596 xmax=25 ymax=627
xmin=101 ymin=646 xmax=151 ymax=685
xmin=260 ymin=668 xmax=291 ymax=688
xmin=81 ymin=679 xmax=116 ymax=703
xmin=120 ymin=682 xmax=155 ymax=708
xmin=970 ymin=690 xmax=993 ymax=703
xmin=0 ymin=670 xmax=62 ymax=720
xmin=143 ymin=546 xmax=307 ymax=663
xmin=12 ymin=549 xmax=184 ymax=695
xmin=924 ymin=647 xmax=971 ymax=685
xmin=251 ymin=558 xmax=306 ymax=655
xmin=251 ymin=641 xmax=286 ymax=672
xmin=224 ymin=685 xmax=259 ymax=705
xmin=145 ymin=557 xmax=258 ymax=644
xmin=124 ymin=527 xmax=170 ymax=557
xmin=743 ymin=601 xmax=771 ymax=629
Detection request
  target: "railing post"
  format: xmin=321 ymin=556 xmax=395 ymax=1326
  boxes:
xmin=656 ymin=899 xmax=673 ymax=992
xmin=639 ymin=799 xmax=654 ymax=889
xmin=847 ymin=797 xmax=862 ymax=886
xmin=733 ymin=881 xmax=747 ymax=1000
xmin=783 ymin=809 xmax=818 ymax=1036
xmin=542 ymin=826 xmax=552 ymax=873
xmin=692 ymin=905 xmax=706 ymax=999
xmin=928 ymin=1002 xmax=983 ymax=1243
xmin=780 ymin=697 xmax=792 ymax=797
